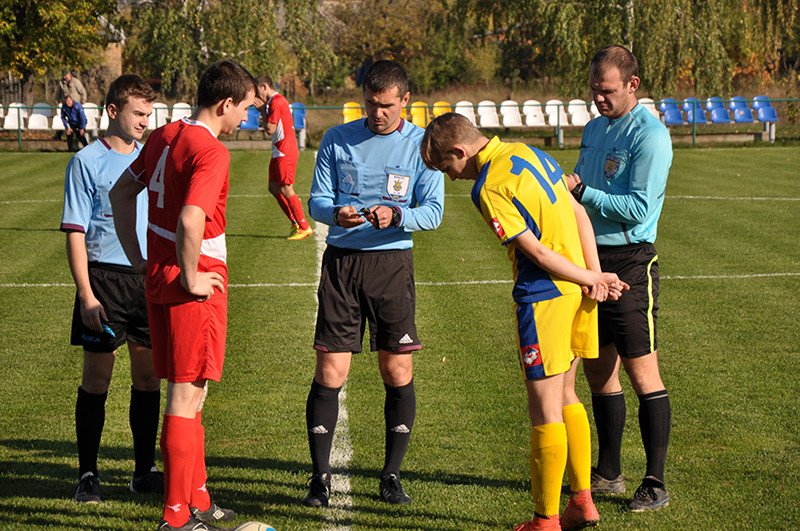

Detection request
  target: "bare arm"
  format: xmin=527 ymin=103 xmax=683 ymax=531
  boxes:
xmin=514 ymin=229 xmax=605 ymax=287
xmin=109 ymin=173 xmax=147 ymax=274
xmin=176 ymin=204 xmax=224 ymax=301
xmin=65 ymin=231 xmax=105 ymax=332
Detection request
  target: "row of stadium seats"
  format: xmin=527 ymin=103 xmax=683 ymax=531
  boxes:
xmin=341 ymin=99 xmax=592 ymax=128
xmin=651 ymin=96 xmax=778 ymax=125
xmin=1 ymin=101 xmax=308 ymax=138
xmin=341 ymin=96 xmax=780 ymax=129
xmin=1 ymin=102 xmax=193 ymax=132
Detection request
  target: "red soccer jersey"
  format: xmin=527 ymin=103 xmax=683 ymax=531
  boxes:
xmin=126 ymin=118 xmax=230 ymax=304
xmin=267 ymin=92 xmax=298 ymax=159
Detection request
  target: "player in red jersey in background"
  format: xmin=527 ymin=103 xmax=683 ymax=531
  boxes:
xmin=110 ymin=59 xmax=256 ymax=531
xmin=255 ymin=75 xmax=312 ymax=240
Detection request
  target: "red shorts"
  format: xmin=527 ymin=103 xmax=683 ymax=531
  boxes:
xmin=148 ymin=294 xmax=227 ymax=383
xmin=268 ymin=156 xmax=297 ymax=186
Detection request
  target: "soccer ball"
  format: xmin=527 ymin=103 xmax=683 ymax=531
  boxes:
xmin=233 ymin=522 xmax=276 ymax=531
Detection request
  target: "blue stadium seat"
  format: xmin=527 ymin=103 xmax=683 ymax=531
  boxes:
xmin=752 ymin=95 xmax=773 ymax=111
xmin=686 ymin=109 xmax=707 ymax=124
xmin=705 ymin=97 xmax=725 ymax=113
xmin=729 ymin=96 xmax=749 ymax=111
xmin=663 ymin=108 xmax=684 ymax=125
xmin=290 ymin=102 xmax=306 ymax=130
xmin=733 ymin=108 xmax=754 ymax=123
xmin=710 ymin=107 xmax=731 ymax=124
xmin=682 ymin=97 xmax=702 ymax=113
xmin=290 ymin=102 xmax=307 ymax=150
xmin=757 ymin=106 xmax=778 ymax=123
xmin=236 ymin=106 xmax=263 ymax=139
xmin=683 ymin=98 xmax=707 ymax=124
xmin=240 ymin=106 xmax=260 ymax=130
xmin=658 ymin=98 xmax=680 ymax=113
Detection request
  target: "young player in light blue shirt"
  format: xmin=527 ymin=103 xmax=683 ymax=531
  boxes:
xmin=61 ymin=75 xmax=162 ymax=505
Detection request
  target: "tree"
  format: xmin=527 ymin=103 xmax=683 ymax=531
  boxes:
xmin=124 ymin=0 xmax=277 ymax=99
xmin=0 ymin=0 xmax=115 ymax=103
xmin=281 ymin=0 xmax=336 ymax=97
xmin=465 ymin=0 xmax=799 ymax=98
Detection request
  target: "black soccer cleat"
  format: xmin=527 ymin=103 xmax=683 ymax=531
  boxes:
xmin=628 ymin=476 xmax=670 ymax=512
xmin=590 ymin=467 xmax=626 ymax=495
xmin=74 ymin=471 xmax=101 ymax=503
xmin=379 ymin=473 xmax=411 ymax=505
xmin=302 ymin=473 xmax=331 ymax=507
xmin=190 ymin=500 xmax=235 ymax=522
xmin=130 ymin=466 xmax=165 ymax=494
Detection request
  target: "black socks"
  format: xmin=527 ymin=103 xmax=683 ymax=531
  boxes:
xmin=382 ymin=379 xmax=416 ymax=477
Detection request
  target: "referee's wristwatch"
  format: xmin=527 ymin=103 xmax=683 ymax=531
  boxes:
xmin=571 ymin=181 xmax=586 ymax=202
xmin=389 ymin=206 xmax=402 ymax=228
xmin=332 ymin=206 xmax=342 ymax=226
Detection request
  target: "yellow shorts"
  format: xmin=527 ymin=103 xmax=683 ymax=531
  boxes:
xmin=515 ymin=292 xmax=599 ymax=380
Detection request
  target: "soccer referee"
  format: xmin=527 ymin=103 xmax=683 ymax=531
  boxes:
xmin=565 ymin=44 xmax=673 ymax=512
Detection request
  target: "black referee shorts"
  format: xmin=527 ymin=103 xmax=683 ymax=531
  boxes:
xmin=597 ymin=242 xmax=659 ymax=358
xmin=70 ymin=262 xmax=151 ymax=352
xmin=314 ymin=246 xmax=420 ymax=354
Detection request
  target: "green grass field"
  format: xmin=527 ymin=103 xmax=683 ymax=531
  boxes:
xmin=0 ymin=145 xmax=798 ymax=530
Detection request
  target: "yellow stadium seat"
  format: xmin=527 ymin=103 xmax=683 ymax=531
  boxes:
xmin=343 ymin=101 xmax=363 ymax=123
xmin=409 ymin=101 xmax=429 ymax=128
xmin=432 ymin=101 xmax=452 ymax=118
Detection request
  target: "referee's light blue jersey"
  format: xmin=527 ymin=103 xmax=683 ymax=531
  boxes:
xmin=575 ymin=104 xmax=672 ymax=247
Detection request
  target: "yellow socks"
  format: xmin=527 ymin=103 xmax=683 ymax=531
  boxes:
xmin=530 ymin=423 xmax=567 ymax=517
xmin=563 ymin=402 xmax=592 ymax=492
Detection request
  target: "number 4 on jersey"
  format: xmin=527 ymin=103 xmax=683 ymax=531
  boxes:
xmin=150 ymin=146 xmax=169 ymax=208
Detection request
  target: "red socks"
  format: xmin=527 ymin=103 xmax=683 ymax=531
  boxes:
xmin=287 ymin=194 xmax=309 ymax=230
xmin=161 ymin=412 xmax=211 ymax=526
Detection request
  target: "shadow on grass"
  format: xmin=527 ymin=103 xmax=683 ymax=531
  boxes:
xmin=1 ymin=438 xmax=516 ymax=530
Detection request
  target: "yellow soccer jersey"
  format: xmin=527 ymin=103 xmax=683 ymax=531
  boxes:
xmin=472 ymin=136 xmax=586 ymax=303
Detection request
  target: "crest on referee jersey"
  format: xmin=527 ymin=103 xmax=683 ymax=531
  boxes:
xmin=604 ymin=155 xmax=622 ymax=179
xmin=386 ymin=173 xmax=410 ymax=201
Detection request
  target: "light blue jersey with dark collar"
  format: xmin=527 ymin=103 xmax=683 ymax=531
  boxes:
xmin=575 ymin=104 xmax=672 ymax=247
xmin=309 ymin=118 xmax=444 ymax=251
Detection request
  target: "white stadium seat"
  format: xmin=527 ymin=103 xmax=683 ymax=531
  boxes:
xmin=454 ymin=101 xmax=477 ymax=126
xmin=500 ymin=100 xmax=524 ymax=127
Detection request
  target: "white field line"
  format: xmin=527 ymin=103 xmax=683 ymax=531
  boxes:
xmin=313 ymin=224 xmax=353 ymax=530
xmin=3 ymin=272 xmax=800 ymax=290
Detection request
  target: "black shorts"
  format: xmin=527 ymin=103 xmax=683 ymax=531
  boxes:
xmin=597 ymin=243 xmax=659 ymax=358
xmin=70 ymin=262 xmax=151 ymax=352
xmin=314 ymin=246 xmax=420 ymax=354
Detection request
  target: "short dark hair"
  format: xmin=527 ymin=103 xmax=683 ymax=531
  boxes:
xmin=590 ymin=45 xmax=639 ymax=83
xmin=196 ymin=59 xmax=257 ymax=108
xmin=255 ymin=75 xmax=275 ymax=89
xmin=105 ymin=74 xmax=157 ymax=110
xmin=363 ymin=60 xmax=409 ymax=97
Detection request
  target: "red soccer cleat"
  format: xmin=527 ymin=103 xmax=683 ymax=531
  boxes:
xmin=513 ymin=515 xmax=561 ymax=531
xmin=561 ymin=489 xmax=600 ymax=530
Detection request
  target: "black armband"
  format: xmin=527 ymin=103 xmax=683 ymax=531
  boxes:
xmin=571 ymin=182 xmax=586 ymax=202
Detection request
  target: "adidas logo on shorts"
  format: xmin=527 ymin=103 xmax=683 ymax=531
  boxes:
xmin=399 ymin=334 xmax=413 ymax=344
